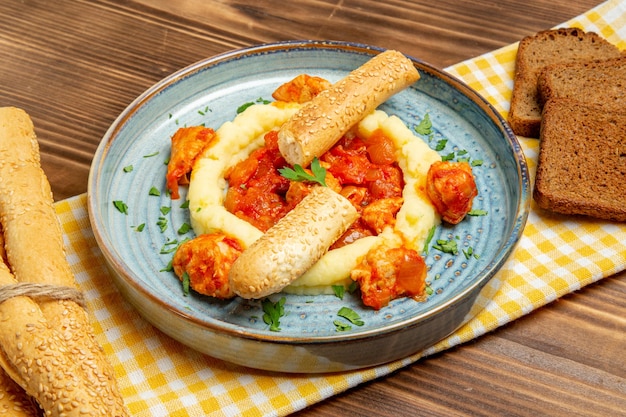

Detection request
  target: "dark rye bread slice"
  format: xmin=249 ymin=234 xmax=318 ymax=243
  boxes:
xmin=538 ymin=56 xmax=626 ymax=108
xmin=508 ymin=27 xmax=622 ymax=138
xmin=534 ymin=98 xmax=626 ymax=221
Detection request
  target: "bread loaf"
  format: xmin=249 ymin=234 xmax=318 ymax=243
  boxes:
xmin=229 ymin=186 xmax=359 ymax=299
xmin=508 ymin=27 xmax=622 ymax=138
xmin=537 ymin=56 xmax=626 ymax=108
xmin=278 ymin=49 xmax=419 ymax=167
xmin=534 ymin=98 xmax=626 ymax=221
xmin=0 ymin=107 xmax=128 ymax=416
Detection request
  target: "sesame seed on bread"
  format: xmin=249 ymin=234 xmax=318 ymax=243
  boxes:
xmin=537 ymin=56 xmax=626 ymax=109
xmin=533 ymin=98 xmax=626 ymax=221
xmin=508 ymin=27 xmax=622 ymax=138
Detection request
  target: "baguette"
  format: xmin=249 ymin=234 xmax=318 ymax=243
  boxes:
xmin=229 ymin=186 xmax=359 ymax=299
xmin=508 ymin=27 xmax=622 ymax=138
xmin=537 ymin=56 xmax=626 ymax=108
xmin=0 ymin=259 xmax=113 ymax=416
xmin=534 ymin=98 xmax=626 ymax=221
xmin=0 ymin=367 xmax=39 ymax=416
xmin=0 ymin=107 xmax=128 ymax=416
xmin=277 ymin=49 xmax=420 ymax=167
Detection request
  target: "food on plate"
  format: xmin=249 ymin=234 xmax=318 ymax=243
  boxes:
xmin=537 ymin=56 xmax=626 ymax=108
xmin=351 ymin=241 xmax=427 ymax=310
xmin=508 ymin=27 xmax=621 ymax=138
xmin=172 ymin=52 xmax=478 ymax=309
xmin=533 ymin=98 xmax=626 ymax=221
xmin=166 ymin=126 xmax=216 ymax=199
xmin=426 ymin=161 xmax=478 ymax=224
xmin=229 ymin=186 xmax=359 ymax=299
xmin=277 ymin=49 xmax=420 ymax=167
xmin=0 ymin=107 xmax=128 ymax=416
xmin=271 ymin=73 xmax=331 ymax=103
xmin=172 ymin=233 xmax=243 ymax=299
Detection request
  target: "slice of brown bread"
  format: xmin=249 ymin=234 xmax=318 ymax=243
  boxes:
xmin=534 ymin=98 xmax=626 ymax=221
xmin=508 ymin=27 xmax=622 ymax=138
xmin=538 ymin=56 xmax=626 ymax=108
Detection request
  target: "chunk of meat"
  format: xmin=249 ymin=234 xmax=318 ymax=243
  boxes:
xmin=351 ymin=244 xmax=427 ymax=310
xmin=271 ymin=74 xmax=331 ymax=103
xmin=166 ymin=126 xmax=216 ymax=199
xmin=361 ymin=197 xmax=403 ymax=234
xmin=426 ymin=160 xmax=478 ymax=224
xmin=172 ymin=233 xmax=243 ymax=299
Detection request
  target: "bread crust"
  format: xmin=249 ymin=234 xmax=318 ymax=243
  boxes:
xmin=229 ymin=186 xmax=359 ymax=299
xmin=534 ymin=98 xmax=626 ymax=221
xmin=508 ymin=27 xmax=622 ymax=138
xmin=537 ymin=56 xmax=626 ymax=108
xmin=277 ymin=49 xmax=420 ymax=167
xmin=0 ymin=107 xmax=128 ymax=416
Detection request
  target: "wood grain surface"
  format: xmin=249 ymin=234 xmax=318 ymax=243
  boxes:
xmin=1 ymin=1 xmax=624 ymax=416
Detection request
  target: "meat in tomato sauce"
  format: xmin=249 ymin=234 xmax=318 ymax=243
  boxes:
xmin=166 ymin=126 xmax=216 ymax=199
xmin=222 ymin=127 xmax=429 ymax=309
xmin=224 ymin=128 xmax=405 ymax=248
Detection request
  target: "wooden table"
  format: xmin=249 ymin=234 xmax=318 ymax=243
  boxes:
xmin=1 ymin=1 xmax=624 ymax=416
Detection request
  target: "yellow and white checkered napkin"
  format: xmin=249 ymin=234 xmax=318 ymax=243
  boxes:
xmin=56 ymin=1 xmax=626 ymax=415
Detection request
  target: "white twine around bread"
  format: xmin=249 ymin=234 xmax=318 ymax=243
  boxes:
xmin=0 ymin=282 xmax=86 ymax=308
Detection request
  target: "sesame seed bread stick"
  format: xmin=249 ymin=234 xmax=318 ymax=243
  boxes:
xmin=0 ymin=107 xmax=128 ymax=416
xmin=229 ymin=186 xmax=359 ymax=299
xmin=277 ymin=49 xmax=420 ymax=167
xmin=0 ymin=259 xmax=113 ymax=416
xmin=0 ymin=367 xmax=39 ymax=416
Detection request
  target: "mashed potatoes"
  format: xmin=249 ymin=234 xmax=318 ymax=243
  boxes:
xmin=187 ymin=103 xmax=441 ymax=294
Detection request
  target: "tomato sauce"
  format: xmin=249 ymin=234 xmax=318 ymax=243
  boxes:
xmin=224 ymin=129 xmax=404 ymax=240
xmin=223 ymin=128 xmax=431 ymax=310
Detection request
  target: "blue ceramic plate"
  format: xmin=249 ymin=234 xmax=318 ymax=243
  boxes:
xmin=88 ymin=41 xmax=530 ymax=373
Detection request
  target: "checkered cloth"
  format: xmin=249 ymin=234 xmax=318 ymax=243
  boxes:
xmin=56 ymin=1 xmax=626 ymax=415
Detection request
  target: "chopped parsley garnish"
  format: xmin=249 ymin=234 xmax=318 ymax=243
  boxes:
xmin=278 ymin=157 xmax=327 ymax=186
xmin=181 ymin=272 xmax=190 ymax=296
xmin=143 ymin=151 xmax=160 ymax=158
xmin=132 ymin=223 xmax=145 ymax=232
xmin=262 ymin=297 xmax=286 ymax=332
xmin=423 ymin=225 xmax=437 ymax=254
xmin=236 ymin=97 xmax=270 ymax=114
xmin=180 ymin=200 xmax=190 ymax=209
xmin=471 ymin=159 xmax=483 ymax=167
xmin=337 ymin=307 xmax=364 ymax=326
xmin=113 ymin=200 xmax=128 ymax=214
xmin=468 ymin=209 xmax=488 ymax=216
xmin=156 ymin=217 xmax=168 ymax=233
xmin=160 ymin=206 xmax=171 ymax=215
xmin=334 ymin=320 xmax=352 ymax=332
xmin=149 ymin=186 xmax=161 ymax=196
xmin=160 ymin=238 xmax=186 ymax=255
xmin=432 ymin=238 xmax=458 ymax=255
xmin=177 ymin=222 xmax=191 ymax=235
xmin=332 ymin=285 xmax=345 ymax=300
xmin=123 ymin=165 xmax=133 ymax=173
xmin=441 ymin=152 xmax=456 ymax=161
xmin=198 ymin=106 xmax=211 ymax=116
xmin=435 ymin=139 xmax=447 ymax=151
xmin=414 ymin=113 xmax=433 ymax=135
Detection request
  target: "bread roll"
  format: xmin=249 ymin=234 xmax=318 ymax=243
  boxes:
xmin=277 ymin=49 xmax=420 ymax=167
xmin=229 ymin=186 xmax=359 ymax=299
xmin=0 ymin=107 xmax=128 ymax=416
